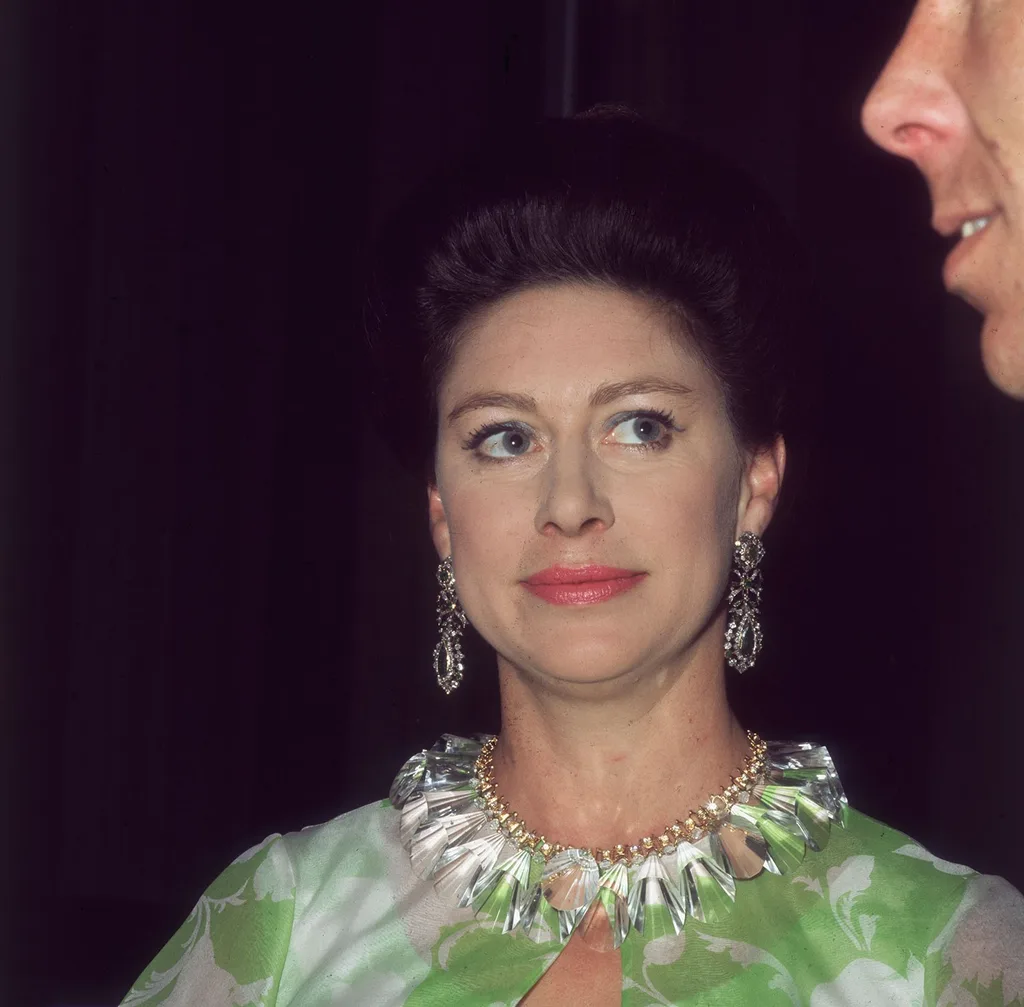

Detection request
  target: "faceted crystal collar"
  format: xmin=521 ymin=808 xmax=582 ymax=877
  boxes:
xmin=475 ymin=732 xmax=768 ymax=865
xmin=390 ymin=734 xmax=847 ymax=951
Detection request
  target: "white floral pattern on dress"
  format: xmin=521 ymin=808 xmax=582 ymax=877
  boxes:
xmin=122 ymin=889 xmax=276 ymax=1007
xmin=810 ymin=956 xmax=925 ymax=1007
xmin=626 ymin=932 xmax=687 ymax=1006
xmin=791 ymin=874 xmax=825 ymax=898
xmin=700 ymin=934 xmax=802 ymax=1005
xmin=942 ymin=875 xmax=1024 ymax=1004
xmin=827 ymin=855 xmax=880 ymax=951
xmin=896 ymin=844 xmax=976 ymax=877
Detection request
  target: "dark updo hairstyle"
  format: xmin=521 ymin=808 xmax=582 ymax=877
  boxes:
xmin=365 ymin=106 xmax=808 ymax=482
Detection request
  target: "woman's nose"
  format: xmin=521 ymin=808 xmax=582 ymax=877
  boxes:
xmin=534 ymin=447 xmax=614 ymax=538
xmin=861 ymin=5 xmax=969 ymax=178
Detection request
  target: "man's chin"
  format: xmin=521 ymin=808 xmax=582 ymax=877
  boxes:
xmin=980 ymin=310 xmax=1024 ymax=400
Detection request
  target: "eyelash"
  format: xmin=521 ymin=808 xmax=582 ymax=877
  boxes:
xmin=462 ymin=420 xmax=532 ymax=454
xmin=461 ymin=409 xmax=680 ymax=459
xmin=614 ymin=409 xmax=678 ymax=451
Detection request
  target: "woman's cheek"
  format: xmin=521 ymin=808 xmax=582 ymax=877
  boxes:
xmin=446 ymin=487 xmax=526 ymax=606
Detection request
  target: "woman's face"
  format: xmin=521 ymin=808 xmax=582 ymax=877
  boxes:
xmin=429 ymin=283 xmax=783 ymax=687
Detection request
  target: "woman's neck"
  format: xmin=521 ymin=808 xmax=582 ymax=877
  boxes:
xmin=491 ymin=649 xmax=748 ymax=853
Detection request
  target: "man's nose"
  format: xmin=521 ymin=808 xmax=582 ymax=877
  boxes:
xmin=861 ymin=5 xmax=969 ymax=178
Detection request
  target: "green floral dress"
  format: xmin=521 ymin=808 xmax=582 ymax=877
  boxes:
xmin=122 ymin=736 xmax=1024 ymax=1006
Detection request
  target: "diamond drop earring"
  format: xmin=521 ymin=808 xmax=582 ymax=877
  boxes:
xmin=433 ymin=555 xmax=467 ymax=694
xmin=724 ymin=532 xmax=765 ymax=673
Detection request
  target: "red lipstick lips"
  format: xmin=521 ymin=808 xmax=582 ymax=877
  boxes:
xmin=522 ymin=565 xmax=646 ymax=606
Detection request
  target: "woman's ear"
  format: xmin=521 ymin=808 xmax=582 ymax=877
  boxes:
xmin=427 ymin=483 xmax=451 ymax=558
xmin=737 ymin=435 xmax=786 ymax=537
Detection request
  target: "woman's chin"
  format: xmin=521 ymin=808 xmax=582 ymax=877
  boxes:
xmin=510 ymin=642 xmax=662 ymax=689
xmin=490 ymin=614 xmax=693 ymax=688
xmin=525 ymin=664 xmax=642 ymax=691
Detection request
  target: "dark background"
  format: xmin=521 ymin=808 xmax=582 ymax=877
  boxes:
xmin=5 ymin=1 xmax=1023 ymax=1004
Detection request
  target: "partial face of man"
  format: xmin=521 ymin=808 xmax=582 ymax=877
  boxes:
xmin=862 ymin=0 xmax=1024 ymax=399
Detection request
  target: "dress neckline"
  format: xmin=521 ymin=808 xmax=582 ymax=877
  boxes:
xmin=390 ymin=734 xmax=847 ymax=951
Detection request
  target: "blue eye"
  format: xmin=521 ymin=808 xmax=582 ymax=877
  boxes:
xmin=474 ymin=426 xmax=533 ymax=458
xmin=607 ymin=412 xmax=674 ymax=447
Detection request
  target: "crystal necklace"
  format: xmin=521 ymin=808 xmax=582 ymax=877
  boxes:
xmin=391 ymin=734 xmax=847 ymax=951
xmin=475 ymin=731 xmax=769 ymax=865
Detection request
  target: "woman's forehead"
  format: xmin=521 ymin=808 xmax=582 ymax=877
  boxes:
xmin=442 ymin=284 xmax=711 ymax=398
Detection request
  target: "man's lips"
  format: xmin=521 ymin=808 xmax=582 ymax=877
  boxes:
xmin=932 ymin=206 xmax=999 ymax=239
xmin=941 ymin=210 xmax=999 ymax=293
xmin=522 ymin=565 xmax=647 ymax=606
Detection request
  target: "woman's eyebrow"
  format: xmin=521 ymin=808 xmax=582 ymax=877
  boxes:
xmin=446 ymin=378 xmax=693 ymax=425
xmin=588 ymin=378 xmax=694 ymax=407
xmin=447 ymin=392 xmax=538 ymax=424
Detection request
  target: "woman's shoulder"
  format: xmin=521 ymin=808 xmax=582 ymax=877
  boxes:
xmin=831 ymin=806 xmax=1024 ymax=981
xmin=837 ymin=806 xmax=1000 ymax=881
xmin=272 ymin=799 xmax=401 ymax=889
xmin=831 ymin=805 xmax=1013 ymax=898
xmin=120 ymin=801 xmax=405 ymax=1007
xmin=280 ymin=798 xmax=395 ymax=850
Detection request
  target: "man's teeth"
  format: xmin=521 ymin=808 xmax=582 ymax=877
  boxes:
xmin=961 ymin=216 xmax=992 ymax=239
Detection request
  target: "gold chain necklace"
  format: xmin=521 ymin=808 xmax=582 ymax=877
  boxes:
xmin=474 ymin=730 xmax=768 ymax=865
